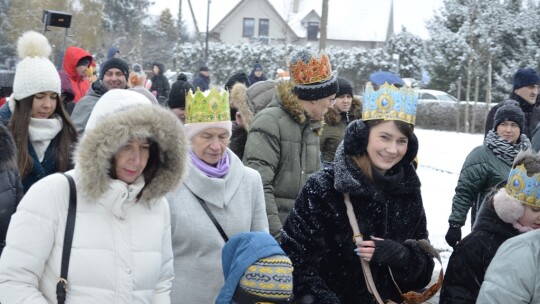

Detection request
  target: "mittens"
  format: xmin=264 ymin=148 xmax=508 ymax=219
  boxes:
xmin=371 ymin=239 xmax=411 ymax=267
xmin=445 ymin=224 xmax=462 ymax=248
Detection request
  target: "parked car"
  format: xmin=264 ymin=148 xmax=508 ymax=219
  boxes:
xmin=417 ymin=89 xmax=458 ymax=102
xmin=164 ymin=70 xmax=194 ymax=86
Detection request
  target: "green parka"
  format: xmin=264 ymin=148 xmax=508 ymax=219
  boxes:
xmin=243 ymin=82 xmax=322 ymax=238
xmin=448 ymin=145 xmax=510 ymax=227
xmin=320 ymin=96 xmax=362 ymax=163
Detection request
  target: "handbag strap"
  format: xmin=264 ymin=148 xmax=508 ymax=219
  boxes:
xmin=57 ymin=173 xmax=77 ymax=304
xmin=343 ymin=193 xmax=385 ymax=304
xmin=193 ymin=194 xmax=229 ymax=242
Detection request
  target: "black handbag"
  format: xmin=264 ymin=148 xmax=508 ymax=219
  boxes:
xmin=56 ymin=173 xmax=77 ymax=304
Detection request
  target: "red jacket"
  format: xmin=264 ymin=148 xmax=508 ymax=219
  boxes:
xmin=62 ymin=47 xmax=92 ymax=102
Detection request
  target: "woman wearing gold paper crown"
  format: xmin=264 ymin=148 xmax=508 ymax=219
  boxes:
xmin=280 ymin=82 xmax=437 ymax=303
xmin=445 ymin=100 xmax=531 ymax=249
xmin=166 ymin=88 xmax=269 ymax=304
xmin=441 ymin=149 xmax=540 ymax=304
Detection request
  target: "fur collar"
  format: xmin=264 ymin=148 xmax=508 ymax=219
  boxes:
xmin=275 ymin=81 xmax=308 ymax=125
xmin=324 ymin=96 xmax=362 ymax=126
xmin=75 ymin=105 xmax=188 ymax=204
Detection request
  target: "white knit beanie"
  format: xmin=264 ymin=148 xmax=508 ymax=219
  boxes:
xmin=12 ymin=31 xmax=61 ymax=101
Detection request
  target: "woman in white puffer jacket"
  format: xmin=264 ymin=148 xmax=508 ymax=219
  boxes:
xmin=0 ymin=89 xmax=188 ymax=303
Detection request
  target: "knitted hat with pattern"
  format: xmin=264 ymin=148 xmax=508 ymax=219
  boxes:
xmin=289 ymin=49 xmax=338 ymax=101
xmin=13 ymin=31 xmax=61 ymax=101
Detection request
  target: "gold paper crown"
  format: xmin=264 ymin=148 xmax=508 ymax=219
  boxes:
xmin=185 ymin=87 xmax=230 ymax=124
xmin=362 ymin=82 xmax=417 ymax=125
xmin=505 ymin=164 xmax=540 ymax=207
xmin=289 ymin=49 xmax=333 ymax=85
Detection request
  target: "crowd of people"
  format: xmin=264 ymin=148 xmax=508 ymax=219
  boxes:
xmin=1 ymin=29 xmax=540 ymax=304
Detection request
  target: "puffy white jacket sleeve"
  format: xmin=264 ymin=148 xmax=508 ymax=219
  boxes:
xmin=477 ymin=235 xmax=538 ymax=304
xmin=152 ymin=197 xmax=174 ymax=304
xmin=0 ymin=177 xmax=65 ymax=304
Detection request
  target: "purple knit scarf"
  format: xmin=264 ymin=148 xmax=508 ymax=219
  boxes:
xmin=189 ymin=149 xmax=230 ymax=178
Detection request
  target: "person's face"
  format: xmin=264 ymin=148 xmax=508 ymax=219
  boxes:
xmin=254 ymin=70 xmax=263 ymax=77
xmin=171 ymin=107 xmax=186 ymax=124
xmin=517 ymin=204 xmax=540 ymax=229
xmin=191 ymin=128 xmax=229 ymax=166
xmin=496 ymin=120 xmax=520 ymax=144
xmin=366 ymin=121 xmax=408 ymax=175
xmin=306 ymin=94 xmax=335 ymax=121
xmin=103 ymin=68 xmax=127 ymax=90
xmin=153 ymin=66 xmax=159 ymax=75
xmin=114 ymin=139 xmax=150 ymax=184
xmin=514 ymin=85 xmax=539 ymax=105
xmin=334 ymin=94 xmax=352 ymax=113
xmin=31 ymin=91 xmax=58 ymax=119
xmin=200 ymin=70 xmax=210 ymax=77
xmin=76 ymin=65 xmax=88 ymax=77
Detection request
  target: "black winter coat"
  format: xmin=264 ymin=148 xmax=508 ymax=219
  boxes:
xmin=281 ymin=144 xmax=434 ymax=304
xmin=150 ymin=63 xmax=170 ymax=103
xmin=0 ymin=123 xmax=23 ymax=255
xmin=439 ymin=202 xmax=519 ymax=304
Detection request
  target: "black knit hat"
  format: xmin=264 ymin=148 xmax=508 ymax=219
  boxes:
xmin=224 ymin=72 xmax=250 ymax=91
xmin=336 ymin=77 xmax=353 ymax=97
xmin=513 ymin=68 xmax=540 ymax=91
xmin=167 ymin=73 xmax=194 ymax=109
xmin=100 ymin=58 xmax=129 ymax=81
xmin=494 ymin=99 xmax=525 ymax=133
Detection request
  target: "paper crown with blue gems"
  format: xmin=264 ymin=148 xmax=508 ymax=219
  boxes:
xmin=362 ymin=82 xmax=417 ymax=125
xmin=185 ymin=87 xmax=230 ymax=124
xmin=505 ymin=164 xmax=540 ymax=207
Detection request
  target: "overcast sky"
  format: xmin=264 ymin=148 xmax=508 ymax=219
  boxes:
xmin=149 ymin=0 xmax=444 ymax=39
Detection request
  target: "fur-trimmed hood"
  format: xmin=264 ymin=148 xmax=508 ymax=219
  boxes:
xmin=324 ymin=96 xmax=362 ymax=126
xmin=75 ymin=104 xmax=188 ymax=203
xmin=275 ymin=80 xmax=308 ymax=125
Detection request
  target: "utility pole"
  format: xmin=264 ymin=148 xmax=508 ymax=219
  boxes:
xmin=205 ymin=0 xmax=211 ymax=65
xmin=319 ymin=0 xmax=328 ymax=50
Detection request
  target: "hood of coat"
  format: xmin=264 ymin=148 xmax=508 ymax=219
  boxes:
xmin=63 ymin=46 xmax=92 ymax=79
xmin=230 ymin=83 xmax=253 ymax=130
xmin=0 ymin=123 xmax=17 ymax=171
xmin=474 ymin=202 xmax=520 ymax=239
xmin=152 ymin=62 xmax=165 ymax=76
xmin=273 ymin=80 xmax=309 ymax=125
xmin=324 ymin=96 xmax=362 ymax=126
xmin=75 ymin=104 xmax=188 ymax=203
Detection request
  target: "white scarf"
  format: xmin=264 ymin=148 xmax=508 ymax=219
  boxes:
xmin=28 ymin=115 xmax=63 ymax=162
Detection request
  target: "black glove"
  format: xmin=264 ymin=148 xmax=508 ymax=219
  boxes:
xmin=371 ymin=239 xmax=411 ymax=267
xmin=445 ymin=224 xmax=462 ymax=248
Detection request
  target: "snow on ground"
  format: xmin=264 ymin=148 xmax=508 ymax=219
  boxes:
xmin=414 ymin=128 xmax=484 ymax=303
xmin=415 ymin=128 xmax=483 ymax=266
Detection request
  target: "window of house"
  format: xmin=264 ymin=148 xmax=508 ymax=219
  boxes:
xmin=243 ymin=18 xmax=255 ymax=37
xmin=307 ymin=22 xmax=319 ymax=40
xmin=259 ymin=19 xmax=269 ymax=36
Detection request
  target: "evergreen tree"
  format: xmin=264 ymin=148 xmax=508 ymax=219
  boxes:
xmin=0 ymin=0 xmax=15 ymax=68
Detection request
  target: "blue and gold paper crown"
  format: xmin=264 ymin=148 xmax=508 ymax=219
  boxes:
xmin=185 ymin=87 xmax=230 ymax=124
xmin=362 ymin=82 xmax=417 ymax=125
xmin=505 ymin=164 xmax=540 ymax=207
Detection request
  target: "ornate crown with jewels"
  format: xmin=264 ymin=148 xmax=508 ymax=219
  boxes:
xmin=185 ymin=87 xmax=230 ymax=124
xmin=505 ymin=164 xmax=540 ymax=207
xmin=362 ymin=82 xmax=417 ymax=125
xmin=289 ymin=49 xmax=333 ymax=85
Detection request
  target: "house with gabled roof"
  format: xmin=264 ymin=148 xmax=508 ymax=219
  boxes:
xmin=207 ymin=0 xmax=395 ymax=48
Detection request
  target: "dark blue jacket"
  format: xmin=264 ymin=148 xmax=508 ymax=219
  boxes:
xmin=192 ymin=74 xmax=210 ymax=92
